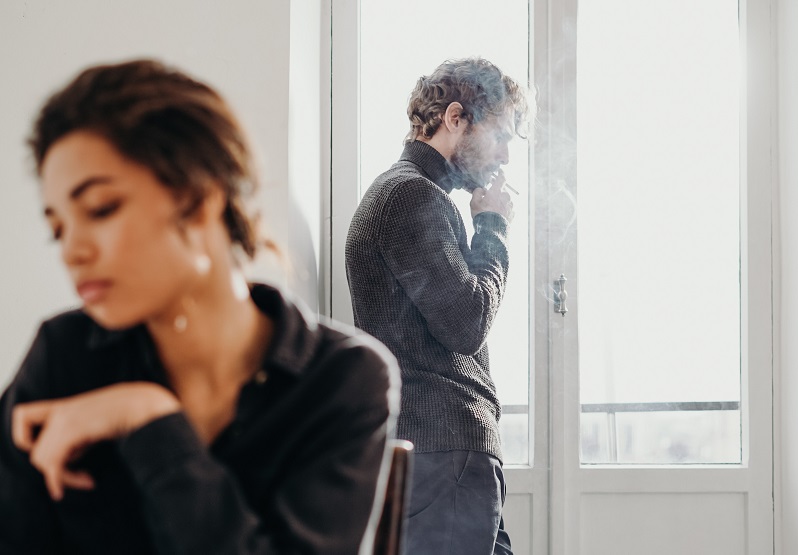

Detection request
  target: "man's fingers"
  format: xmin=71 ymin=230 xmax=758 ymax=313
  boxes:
xmin=471 ymin=186 xmax=487 ymax=198
xmin=12 ymin=402 xmax=52 ymax=452
xmin=485 ymin=180 xmax=503 ymax=197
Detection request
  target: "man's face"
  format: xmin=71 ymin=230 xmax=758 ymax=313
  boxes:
xmin=450 ymin=111 xmax=514 ymax=192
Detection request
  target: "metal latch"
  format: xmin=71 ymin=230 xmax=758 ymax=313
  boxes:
xmin=554 ymin=274 xmax=568 ymax=316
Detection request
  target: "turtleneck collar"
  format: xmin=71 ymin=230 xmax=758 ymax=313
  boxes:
xmin=399 ymin=140 xmax=458 ymax=194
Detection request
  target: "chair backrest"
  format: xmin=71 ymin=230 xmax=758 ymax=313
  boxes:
xmin=373 ymin=439 xmax=414 ymax=555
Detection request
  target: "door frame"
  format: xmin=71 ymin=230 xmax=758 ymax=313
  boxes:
xmin=323 ymin=0 xmax=777 ymax=552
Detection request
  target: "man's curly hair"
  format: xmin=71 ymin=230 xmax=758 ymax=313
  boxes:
xmin=405 ymin=57 xmax=529 ymax=144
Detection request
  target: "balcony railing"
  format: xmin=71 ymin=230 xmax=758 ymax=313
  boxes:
xmin=501 ymin=402 xmax=741 ymax=464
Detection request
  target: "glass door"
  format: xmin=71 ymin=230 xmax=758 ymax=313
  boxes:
xmin=328 ymin=0 xmax=774 ymax=552
xmin=543 ymin=0 xmax=774 ymax=553
xmin=577 ymin=0 xmax=741 ymax=467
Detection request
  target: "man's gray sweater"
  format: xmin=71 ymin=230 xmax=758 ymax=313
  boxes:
xmin=345 ymin=140 xmax=510 ymax=462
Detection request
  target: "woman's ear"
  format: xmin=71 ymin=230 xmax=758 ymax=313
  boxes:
xmin=182 ymin=185 xmax=225 ymax=272
xmin=199 ymin=185 xmax=226 ymax=224
xmin=175 ymin=181 xmax=226 ymax=228
xmin=183 ymin=183 xmax=226 ymax=227
xmin=443 ymin=102 xmax=467 ymax=135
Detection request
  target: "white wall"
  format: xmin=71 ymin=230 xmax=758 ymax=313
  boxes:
xmin=288 ymin=0 xmax=323 ymax=311
xmin=778 ymin=0 xmax=798 ymax=552
xmin=0 ymin=0 xmax=322 ymax=387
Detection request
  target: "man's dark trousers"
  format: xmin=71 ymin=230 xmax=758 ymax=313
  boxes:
xmin=403 ymin=450 xmax=513 ymax=555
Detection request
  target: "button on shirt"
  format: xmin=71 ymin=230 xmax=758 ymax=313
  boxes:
xmin=0 ymin=284 xmax=399 ymax=555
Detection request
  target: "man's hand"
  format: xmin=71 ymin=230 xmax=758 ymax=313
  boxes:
xmin=12 ymin=382 xmax=180 ymax=501
xmin=470 ymin=171 xmax=515 ymax=223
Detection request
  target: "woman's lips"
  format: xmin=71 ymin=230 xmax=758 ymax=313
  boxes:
xmin=76 ymin=280 xmax=112 ymax=303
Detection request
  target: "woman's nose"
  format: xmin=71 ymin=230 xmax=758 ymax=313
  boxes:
xmin=60 ymin=226 xmax=96 ymax=268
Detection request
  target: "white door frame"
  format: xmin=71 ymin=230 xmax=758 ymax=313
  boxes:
xmin=541 ymin=0 xmax=775 ymax=553
xmin=324 ymin=0 xmax=360 ymax=325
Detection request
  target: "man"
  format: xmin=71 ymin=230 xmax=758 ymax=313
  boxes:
xmin=345 ymin=58 xmax=528 ymax=554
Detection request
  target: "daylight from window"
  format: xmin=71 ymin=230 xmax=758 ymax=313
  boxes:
xmin=577 ymin=0 xmax=742 ymax=464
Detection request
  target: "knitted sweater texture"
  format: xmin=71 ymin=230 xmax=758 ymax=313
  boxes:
xmin=345 ymin=140 xmax=509 ymax=461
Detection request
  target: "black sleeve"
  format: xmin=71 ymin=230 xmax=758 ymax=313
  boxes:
xmin=380 ymin=180 xmax=510 ymax=355
xmin=0 ymin=325 xmax=63 ymax=554
xmin=117 ymin=336 xmax=398 ymax=555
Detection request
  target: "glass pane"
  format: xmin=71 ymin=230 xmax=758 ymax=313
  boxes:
xmin=576 ymin=0 xmax=741 ymax=464
xmin=581 ymin=410 xmax=742 ymax=464
xmin=360 ymin=0 xmax=531 ymax=464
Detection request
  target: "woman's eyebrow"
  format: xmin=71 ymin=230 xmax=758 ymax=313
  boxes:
xmin=69 ymin=176 xmax=114 ymax=200
xmin=43 ymin=176 xmax=114 ymax=217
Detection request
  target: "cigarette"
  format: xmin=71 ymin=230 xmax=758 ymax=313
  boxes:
xmin=503 ymin=182 xmax=519 ymax=195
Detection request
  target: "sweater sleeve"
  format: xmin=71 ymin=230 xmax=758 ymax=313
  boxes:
xmin=117 ymin=338 xmax=397 ymax=555
xmin=379 ymin=180 xmax=510 ymax=355
xmin=0 ymin=325 xmax=63 ymax=554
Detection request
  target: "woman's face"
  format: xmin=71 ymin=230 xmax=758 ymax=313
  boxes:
xmin=41 ymin=130 xmax=203 ymax=329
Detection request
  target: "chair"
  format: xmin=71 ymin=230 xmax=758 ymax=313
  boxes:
xmin=373 ymin=439 xmax=414 ymax=555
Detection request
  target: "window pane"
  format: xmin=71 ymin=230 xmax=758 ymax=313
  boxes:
xmin=360 ymin=0 xmax=531 ymax=464
xmin=581 ymin=410 xmax=742 ymax=464
xmin=576 ymin=0 xmax=741 ymax=464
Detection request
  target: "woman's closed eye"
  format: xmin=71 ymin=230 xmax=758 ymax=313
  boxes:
xmin=88 ymin=200 xmax=122 ymax=219
xmin=47 ymin=200 xmax=123 ymax=242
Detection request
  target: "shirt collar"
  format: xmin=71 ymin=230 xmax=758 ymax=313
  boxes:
xmin=249 ymin=283 xmax=321 ymax=377
xmin=399 ymin=140 xmax=458 ymax=193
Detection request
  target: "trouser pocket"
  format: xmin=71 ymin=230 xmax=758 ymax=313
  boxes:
xmin=452 ymin=450 xmax=472 ymax=484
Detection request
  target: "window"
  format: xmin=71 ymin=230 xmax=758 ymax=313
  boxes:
xmin=359 ymin=0 xmax=532 ymax=464
xmin=576 ymin=0 xmax=741 ymax=464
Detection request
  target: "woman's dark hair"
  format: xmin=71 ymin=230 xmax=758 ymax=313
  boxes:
xmin=29 ymin=59 xmax=261 ymax=259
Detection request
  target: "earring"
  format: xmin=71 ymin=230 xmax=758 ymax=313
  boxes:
xmin=195 ymin=253 xmax=211 ymax=275
xmin=173 ymin=296 xmax=196 ymax=333
xmin=174 ymin=314 xmax=188 ymax=332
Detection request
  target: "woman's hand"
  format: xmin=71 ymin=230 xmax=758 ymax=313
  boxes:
xmin=12 ymin=382 xmax=180 ymax=501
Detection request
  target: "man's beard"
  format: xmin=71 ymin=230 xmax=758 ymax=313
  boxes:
xmin=448 ymin=133 xmax=495 ymax=192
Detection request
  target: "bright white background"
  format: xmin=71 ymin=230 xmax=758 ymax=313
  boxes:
xmin=577 ymin=0 xmax=740 ymax=406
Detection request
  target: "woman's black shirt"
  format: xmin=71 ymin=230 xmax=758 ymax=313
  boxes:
xmin=0 ymin=284 xmax=398 ymax=554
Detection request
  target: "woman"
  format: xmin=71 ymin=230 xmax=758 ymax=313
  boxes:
xmin=0 ymin=59 xmax=398 ymax=554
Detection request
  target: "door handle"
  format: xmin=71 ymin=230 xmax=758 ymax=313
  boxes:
xmin=555 ymin=273 xmax=568 ymax=316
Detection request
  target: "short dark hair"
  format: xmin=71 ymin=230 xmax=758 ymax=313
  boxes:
xmin=405 ymin=57 xmax=529 ymax=143
xmin=29 ymin=59 xmax=261 ymax=259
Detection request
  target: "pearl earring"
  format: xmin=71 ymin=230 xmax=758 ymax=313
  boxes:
xmin=174 ymin=314 xmax=188 ymax=332
xmin=195 ymin=254 xmax=211 ymax=275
